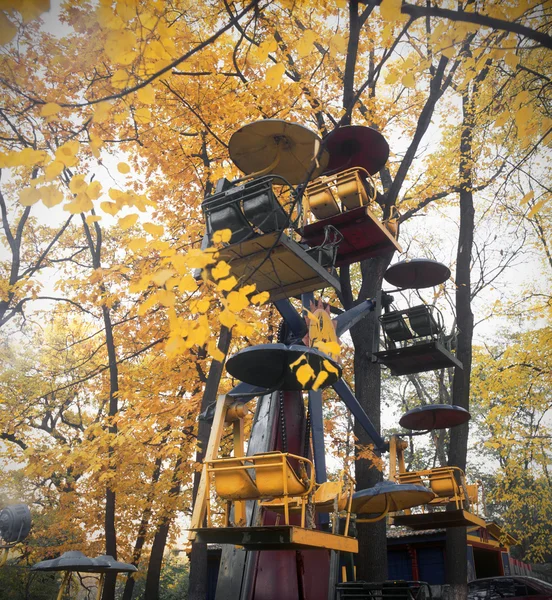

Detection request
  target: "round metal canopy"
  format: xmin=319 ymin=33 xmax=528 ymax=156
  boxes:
xmin=384 ymin=259 xmax=451 ymax=289
xmin=322 ymin=125 xmax=389 ymax=176
xmin=0 ymin=504 xmax=31 ymax=543
xmin=351 ymin=481 xmax=435 ymax=515
xmin=225 ymin=343 xmax=342 ymax=391
xmin=228 ymin=120 xmax=329 ymax=185
xmin=32 ymin=551 xmax=112 ymax=573
xmin=94 ymin=555 xmax=138 ymax=573
xmin=399 ymin=404 xmax=471 ymax=431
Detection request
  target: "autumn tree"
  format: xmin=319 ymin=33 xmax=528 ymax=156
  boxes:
xmin=1 ymin=1 xmax=551 ymax=600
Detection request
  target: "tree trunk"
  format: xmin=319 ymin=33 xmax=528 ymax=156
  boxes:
xmin=187 ymin=326 xmax=232 ymax=600
xmin=121 ymin=452 xmax=164 ymax=600
xmin=350 ymin=255 xmax=393 ymax=582
xmin=446 ymin=86 xmax=475 ymax=600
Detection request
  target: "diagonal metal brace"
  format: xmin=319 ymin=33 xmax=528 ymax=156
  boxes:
xmin=335 ymin=299 xmax=376 ymax=338
xmin=332 ymin=379 xmax=387 ymax=452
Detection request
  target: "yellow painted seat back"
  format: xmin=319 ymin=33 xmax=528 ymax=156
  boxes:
xmin=305 ymin=177 xmax=341 ymax=220
xmin=335 ymin=168 xmax=370 ymax=210
xmin=260 ymin=481 xmax=347 ymax=513
xmin=254 ymin=452 xmax=309 ymax=497
xmin=396 ymin=471 xmax=425 ymax=487
xmin=210 ymin=458 xmax=260 ymax=501
xmin=313 ymin=481 xmax=348 ymax=511
xmin=428 ymin=468 xmax=461 ymax=498
xmin=466 ymin=483 xmax=478 ymax=504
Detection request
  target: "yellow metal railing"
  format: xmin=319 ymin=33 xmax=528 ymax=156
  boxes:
xmin=205 ymin=452 xmax=314 ymax=527
xmin=305 ymin=167 xmax=377 ymax=221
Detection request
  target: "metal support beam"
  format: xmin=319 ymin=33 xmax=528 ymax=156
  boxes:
xmin=335 ymin=298 xmax=376 ymax=338
xmin=332 ymin=379 xmax=387 ymax=452
xmin=308 ymin=390 xmax=327 ymax=484
xmin=273 ymin=299 xmax=308 ymax=340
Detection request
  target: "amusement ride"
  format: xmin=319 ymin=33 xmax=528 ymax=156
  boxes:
xmin=11 ymin=120 xmax=480 ymax=599
xmin=185 ymin=119 xmax=479 ymax=599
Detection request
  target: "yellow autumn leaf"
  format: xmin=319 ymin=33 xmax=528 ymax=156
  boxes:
xmin=212 ymin=229 xmax=232 ymax=243
xmin=226 ymin=290 xmax=249 ymax=313
xmin=41 ymin=185 xmax=64 ymax=208
xmin=520 ymin=191 xmax=534 ymax=206
xmin=295 ymin=362 xmax=315 ymax=387
xmin=217 ymin=276 xmax=237 ymax=292
xmin=86 ymin=181 xmax=102 ymax=200
xmin=118 ymin=213 xmax=139 ymax=229
xmin=135 ymin=108 xmax=151 ymax=124
xmin=494 ymin=111 xmax=510 ymax=128
xmin=207 ymin=340 xmax=225 ymax=363
xmin=100 ymin=201 xmax=120 ymax=216
xmin=41 ymin=103 xmax=61 ymax=117
xmin=184 ymin=249 xmax=217 ymax=269
xmin=105 ymin=29 xmax=137 ymax=64
xmin=69 ymin=174 xmax=88 ymax=194
xmin=527 ymin=199 xmax=547 ymax=218
xmin=379 ymin=0 xmax=407 ymax=22
xmin=219 ymin=309 xmax=237 ymax=328
xmin=55 ymin=140 xmax=80 ymax=167
xmin=44 ymin=160 xmax=64 ymax=181
xmin=111 ymin=68 xmax=131 ymax=89
xmin=151 ymin=269 xmax=176 ymax=286
xmin=165 ymin=335 xmax=186 ymax=357
xmin=296 ymin=30 xmax=317 ymax=59
xmin=257 ymin=38 xmax=278 ymax=61
xmin=515 ymin=105 xmax=532 ymax=130
xmin=137 ymin=85 xmax=155 ymax=104
xmin=401 ymin=72 xmax=416 ymax=88
xmin=0 ymin=12 xmax=17 ymax=46
xmin=93 ymin=101 xmax=112 ymax=124
xmin=156 ymin=289 xmax=175 ymax=307
xmin=251 ymin=291 xmax=270 ymax=305
xmin=265 ymin=63 xmax=285 ymax=88
xmin=190 ymin=298 xmax=210 ymax=313
xmin=385 ymin=70 xmax=399 ymax=85
xmin=143 ymin=222 xmax=164 ymax=237
xmin=441 ymin=45 xmax=456 ymax=59
xmin=117 ymin=162 xmax=131 ymax=174
xmin=178 ymin=275 xmax=197 ymax=293
xmin=86 ymin=215 xmax=102 ymax=224
xmin=19 ymin=187 xmax=41 ymax=207
xmin=128 ymin=237 xmax=147 ymax=251
xmin=504 ymin=53 xmax=519 ymax=69
xmin=329 ymin=33 xmax=348 ymax=56
xmin=211 ymin=261 xmax=232 ymax=280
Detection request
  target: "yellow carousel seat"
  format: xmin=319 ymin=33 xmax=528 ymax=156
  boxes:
xmin=253 ymin=451 xmax=313 ymax=497
xmin=395 ymin=471 xmax=424 ymax=487
xmin=261 ymin=480 xmax=350 ymax=514
xmin=335 ymin=167 xmax=373 ymax=210
xmin=305 ymin=176 xmax=341 ymax=220
xmin=208 ymin=457 xmax=261 ymax=500
xmin=395 ymin=466 xmax=468 ymax=510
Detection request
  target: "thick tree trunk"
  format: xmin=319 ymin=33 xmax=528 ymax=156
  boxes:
xmin=187 ymin=326 xmax=232 ymax=600
xmin=446 ymin=88 xmax=475 ymax=600
xmin=101 ymin=304 xmax=119 ymax=600
xmin=350 ymin=255 xmax=393 ymax=582
xmin=121 ymin=452 xmax=164 ymax=600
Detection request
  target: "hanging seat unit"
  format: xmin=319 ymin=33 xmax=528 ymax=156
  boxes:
xmin=301 ymin=169 xmax=402 ymax=267
xmin=374 ymin=304 xmax=462 ymax=376
xmin=300 ymin=126 xmax=402 ymax=267
xmin=188 ymin=393 xmax=359 ymax=553
xmin=392 ymin=467 xmax=485 ymax=530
